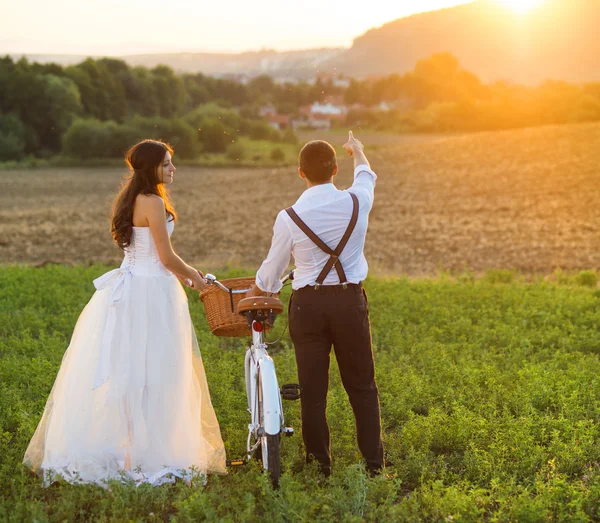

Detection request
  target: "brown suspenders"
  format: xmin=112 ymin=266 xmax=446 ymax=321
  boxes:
xmin=285 ymin=192 xmax=359 ymax=286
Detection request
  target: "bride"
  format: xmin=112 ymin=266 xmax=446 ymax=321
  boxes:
xmin=23 ymin=139 xmax=227 ymax=487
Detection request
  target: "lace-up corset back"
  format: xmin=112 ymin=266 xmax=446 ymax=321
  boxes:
xmin=121 ymin=219 xmax=174 ymax=276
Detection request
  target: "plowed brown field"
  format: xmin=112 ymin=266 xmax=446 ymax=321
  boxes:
xmin=2 ymin=123 xmax=599 ymax=275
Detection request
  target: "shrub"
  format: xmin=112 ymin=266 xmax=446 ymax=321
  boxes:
xmin=129 ymin=116 xmax=199 ymax=159
xmin=197 ymin=118 xmax=230 ymax=153
xmin=105 ymin=123 xmax=143 ymax=157
xmin=575 ymin=270 xmax=598 ymax=287
xmin=166 ymin=119 xmax=200 ymax=159
xmin=184 ymin=102 xmax=241 ymax=131
xmin=0 ymin=114 xmax=27 ymax=161
xmin=61 ymin=118 xmax=114 ymax=159
xmin=242 ymin=119 xmax=280 ymax=141
xmin=226 ymin=142 xmax=246 ymax=161
xmin=270 ymin=146 xmax=286 ymax=162
xmin=483 ymin=269 xmax=515 ymax=284
xmin=281 ymin=126 xmax=299 ymax=144
xmin=62 ymin=117 xmax=199 ymax=159
xmin=553 ymin=268 xmax=571 ymax=285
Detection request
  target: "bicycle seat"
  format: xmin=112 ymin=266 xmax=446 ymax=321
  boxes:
xmin=237 ymin=296 xmax=284 ymax=316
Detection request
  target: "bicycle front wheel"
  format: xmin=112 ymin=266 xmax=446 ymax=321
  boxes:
xmin=257 ymin=372 xmax=281 ymax=488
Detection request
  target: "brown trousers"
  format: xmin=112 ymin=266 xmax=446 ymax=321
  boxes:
xmin=288 ymin=283 xmax=384 ymax=475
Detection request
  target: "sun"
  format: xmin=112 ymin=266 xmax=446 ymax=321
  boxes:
xmin=495 ymin=0 xmax=545 ymax=14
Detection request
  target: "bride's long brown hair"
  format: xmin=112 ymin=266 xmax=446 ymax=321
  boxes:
xmin=111 ymin=140 xmax=178 ymax=249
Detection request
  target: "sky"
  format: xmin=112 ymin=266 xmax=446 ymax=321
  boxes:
xmin=1 ymin=0 xmax=474 ymax=56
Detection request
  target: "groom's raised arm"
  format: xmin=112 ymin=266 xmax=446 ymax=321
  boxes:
xmin=345 ymin=131 xmax=377 ymax=211
xmin=249 ymin=211 xmax=293 ymax=296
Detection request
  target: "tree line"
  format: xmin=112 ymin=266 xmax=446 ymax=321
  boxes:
xmin=344 ymin=53 xmax=600 ymax=132
xmin=1 ymin=53 xmax=600 ymax=162
xmin=0 ymin=56 xmax=325 ymax=161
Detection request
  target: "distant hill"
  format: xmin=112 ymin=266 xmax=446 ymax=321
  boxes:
xmin=10 ymin=48 xmax=345 ymax=80
xmin=329 ymin=0 xmax=600 ymax=84
xmin=119 ymin=48 xmax=342 ymax=78
xmin=11 ymin=0 xmax=600 ymax=84
xmin=10 ymin=54 xmax=94 ymax=66
xmin=121 ymin=48 xmax=344 ymax=79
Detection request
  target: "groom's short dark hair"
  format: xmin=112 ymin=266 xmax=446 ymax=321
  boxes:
xmin=299 ymin=140 xmax=337 ymax=184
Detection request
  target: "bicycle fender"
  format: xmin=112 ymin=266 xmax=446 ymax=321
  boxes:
xmin=245 ymin=348 xmax=252 ymax=411
xmin=258 ymin=357 xmax=282 ymax=435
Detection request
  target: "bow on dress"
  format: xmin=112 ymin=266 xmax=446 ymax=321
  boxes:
xmin=92 ymin=268 xmax=132 ymax=390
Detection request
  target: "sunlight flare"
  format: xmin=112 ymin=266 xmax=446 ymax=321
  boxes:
xmin=495 ymin=0 xmax=546 ymax=14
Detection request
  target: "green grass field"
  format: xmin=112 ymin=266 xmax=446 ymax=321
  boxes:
xmin=2 ymin=266 xmax=600 ymax=521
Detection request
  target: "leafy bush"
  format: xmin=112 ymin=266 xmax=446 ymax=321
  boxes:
xmin=483 ymin=269 xmax=516 ymax=284
xmin=61 ymin=118 xmax=114 ymax=158
xmin=575 ymin=270 xmax=598 ymax=287
xmin=553 ymin=269 xmax=598 ymax=287
xmin=164 ymin=119 xmax=200 ymax=159
xmin=0 ymin=113 xmax=27 ymax=160
xmin=196 ymin=117 xmax=230 ymax=153
xmin=242 ymin=119 xmax=280 ymax=141
xmin=184 ymin=102 xmax=241 ymax=131
xmin=226 ymin=141 xmax=246 ymax=161
xmin=62 ymin=117 xmax=199 ymax=159
xmin=281 ymin=126 xmax=299 ymax=144
xmin=270 ymin=146 xmax=286 ymax=162
xmin=128 ymin=116 xmax=199 ymax=159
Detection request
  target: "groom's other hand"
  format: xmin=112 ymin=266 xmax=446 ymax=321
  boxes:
xmin=246 ymin=283 xmax=268 ymax=298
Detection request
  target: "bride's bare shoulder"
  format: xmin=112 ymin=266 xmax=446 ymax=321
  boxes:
xmin=133 ymin=194 xmax=165 ymax=226
xmin=136 ymin=194 xmax=164 ymax=210
xmin=136 ymin=193 xmax=162 ymax=203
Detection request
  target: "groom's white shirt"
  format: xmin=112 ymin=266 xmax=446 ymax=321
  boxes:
xmin=256 ymin=164 xmax=377 ymax=293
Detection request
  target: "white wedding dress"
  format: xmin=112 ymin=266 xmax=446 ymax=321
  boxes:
xmin=23 ymin=220 xmax=227 ymax=487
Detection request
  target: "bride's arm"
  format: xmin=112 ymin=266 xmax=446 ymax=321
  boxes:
xmin=143 ymin=195 xmax=204 ymax=289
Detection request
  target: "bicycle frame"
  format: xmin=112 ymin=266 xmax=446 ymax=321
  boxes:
xmin=204 ymin=272 xmax=295 ymax=469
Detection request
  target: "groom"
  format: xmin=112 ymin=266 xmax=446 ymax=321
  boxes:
xmin=247 ymin=131 xmax=384 ymax=477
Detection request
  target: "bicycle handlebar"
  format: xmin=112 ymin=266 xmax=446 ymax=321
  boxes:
xmin=204 ymin=275 xmax=245 ymax=293
xmin=204 ymin=270 xmax=294 ymax=294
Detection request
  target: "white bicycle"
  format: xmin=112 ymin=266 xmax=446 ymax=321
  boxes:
xmin=204 ymin=271 xmax=301 ymax=488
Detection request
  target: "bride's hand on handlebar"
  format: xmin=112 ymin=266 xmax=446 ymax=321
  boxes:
xmin=184 ymin=269 xmax=207 ymax=291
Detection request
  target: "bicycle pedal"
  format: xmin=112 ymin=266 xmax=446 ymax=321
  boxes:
xmin=226 ymin=458 xmax=247 ymax=467
xmin=282 ymin=427 xmax=295 ymax=437
xmin=280 ymin=383 xmax=302 ymax=400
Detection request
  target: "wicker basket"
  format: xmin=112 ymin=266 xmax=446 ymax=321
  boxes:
xmin=199 ymin=277 xmax=263 ymax=337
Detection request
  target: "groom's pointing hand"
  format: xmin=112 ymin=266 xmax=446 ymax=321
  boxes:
xmin=343 ymin=130 xmax=364 ymax=156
